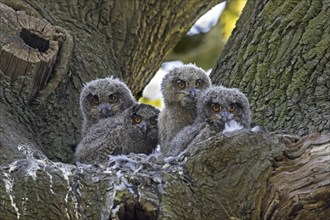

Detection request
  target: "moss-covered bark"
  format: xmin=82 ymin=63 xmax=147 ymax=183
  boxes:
xmin=211 ymin=0 xmax=330 ymax=135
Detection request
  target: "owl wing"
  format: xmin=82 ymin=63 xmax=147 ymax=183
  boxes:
xmin=158 ymin=109 xmax=169 ymax=152
xmin=75 ymin=127 xmax=125 ymax=164
xmin=75 ymin=117 xmax=126 ymax=163
xmin=81 ymin=115 xmax=125 ymax=143
xmin=168 ymin=122 xmax=207 ymax=157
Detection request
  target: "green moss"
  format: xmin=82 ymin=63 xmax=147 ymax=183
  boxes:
xmin=303 ymin=38 xmax=329 ymax=60
xmin=278 ymin=0 xmax=302 ymax=16
xmin=279 ymin=67 xmax=293 ymax=89
xmin=301 ymin=7 xmax=325 ymax=46
xmin=241 ymin=60 xmax=257 ymax=91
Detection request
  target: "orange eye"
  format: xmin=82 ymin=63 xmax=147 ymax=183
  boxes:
xmin=133 ymin=115 xmax=142 ymax=124
xmin=211 ymin=103 xmax=220 ymax=112
xmin=109 ymin=94 xmax=117 ymax=103
xmin=228 ymin=104 xmax=236 ymax=113
xmin=195 ymin=80 xmax=201 ymax=88
xmin=93 ymin=95 xmax=99 ymax=104
xmin=177 ymin=80 xmax=186 ymax=89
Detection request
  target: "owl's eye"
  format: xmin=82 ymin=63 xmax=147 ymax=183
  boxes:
xmin=177 ymin=80 xmax=186 ymax=89
xmin=228 ymin=104 xmax=236 ymax=113
xmin=93 ymin=95 xmax=99 ymax=104
xmin=109 ymin=94 xmax=117 ymax=103
xmin=211 ymin=103 xmax=221 ymax=112
xmin=195 ymin=80 xmax=202 ymax=88
xmin=133 ymin=115 xmax=142 ymax=124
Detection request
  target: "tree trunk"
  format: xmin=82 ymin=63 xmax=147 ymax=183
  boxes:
xmin=0 ymin=132 xmax=329 ymax=219
xmin=211 ymin=0 xmax=330 ymax=136
xmin=1 ymin=0 xmax=329 ymax=219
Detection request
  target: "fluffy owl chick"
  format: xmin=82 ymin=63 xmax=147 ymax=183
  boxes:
xmin=80 ymin=77 xmax=136 ymax=136
xmin=168 ymin=85 xmax=251 ymax=156
xmin=158 ymin=64 xmax=211 ymax=155
xmin=197 ymin=85 xmax=251 ymax=130
xmin=75 ymin=103 xmax=159 ymax=164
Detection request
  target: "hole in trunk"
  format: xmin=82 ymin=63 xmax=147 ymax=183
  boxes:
xmin=117 ymin=202 xmax=157 ymax=220
xmin=20 ymin=28 xmax=49 ymax=53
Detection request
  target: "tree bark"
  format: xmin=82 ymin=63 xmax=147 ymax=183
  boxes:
xmin=211 ymin=0 xmax=330 ymax=136
xmin=0 ymin=132 xmax=329 ymax=219
xmin=0 ymin=3 xmax=60 ymax=103
xmin=1 ymin=0 xmax=329 ymax=219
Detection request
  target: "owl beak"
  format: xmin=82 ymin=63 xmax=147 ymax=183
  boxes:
xmin=188 ymin=87 xmax=196 ymax=99
xmin=221 ymin=111 xmax=229 ymax=121
xmin=99 ymin=103 xmax=111 ymax=117
xmin=139 ymin=121 xmax=149 ymax=134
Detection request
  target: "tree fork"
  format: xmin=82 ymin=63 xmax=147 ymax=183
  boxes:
xmin=1 ymin=0 xmax=221 ymax=162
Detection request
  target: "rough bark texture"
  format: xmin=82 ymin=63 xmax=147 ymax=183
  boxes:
xmin=1 ymin=0 xmax=330 ymax=219
xmin=0 ymin=132 xmax=329 ymax=219
xmin=211 ymin=0 xmax=330 ymax=136
xmin=1 ymin=0 xmax=219 ymax=162
xmin=262 ymin=134 xmax=330 ymax=219
xmin=0 ymin=3 xmax=60 ymax=103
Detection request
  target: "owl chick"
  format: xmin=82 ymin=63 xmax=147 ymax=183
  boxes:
xmin=158 ymin=64 xmax=211 ymax=155
xmin=168 ymin=85 xmax=251 ymax=156
xmin=75 ymin=103 xmax=159 ymax=164
xmin=80 ymin=77 xmax=136 ymax=136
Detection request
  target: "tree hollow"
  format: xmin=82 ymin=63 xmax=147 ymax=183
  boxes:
xmin=0 ymin=3 xmax=59 ymax=102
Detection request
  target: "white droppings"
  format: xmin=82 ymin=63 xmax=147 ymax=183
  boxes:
xmin=114 ymin=182 xmax=126 ymax=191
xmin=3 ymin=155 xmax=82 ymax=220
xmin=37 ymin=159 xmax=56 ymax=194
xmin=3 ymin=172 xmax=21 ymax=219
xmin=21 ymin=196 xmax=28 ymax=216
xmin=116 ymin=170 xmax=124 ymax=179
xmin=162 ymin=163 xmax=171 ymax=169
xmin=53 ymin=162 xmax=72 ymax=183
xmin=251 ymin=125 xmax=265 ymax=132
xmin=155 ymin=145 xmax=161 ymax=153
xmin=53 ymin=162 xmax=74 ymax=219
xmin=103 ymin=168 xmax=113 ymax=174
xmin=71 ymin=182 xmax=81 ymax=220
xmin=132 ymin=165 xmax=143 ymax=174
xmin=64 ymin=193 xmax=70 ymax=218
xmin=25 ymin=160 xmax=40 ymax=181
xmin=46 ymin=172 xmax=55 ymax=194
xmin=57 ymin=166 xmax=73 ymax=215
xmin=222 ymin=120 xmax=243 ymax=133
xmin=111 ymin=182 xmax=125 ymax=217
xmin=109 ymin=155 xmax=131 ymax=168
xmin=8 ymin=161 xmax=19 ymax=173
xmin=122 ymin=177 xmax=132 ymax=188
xmin=111 ymin=204 xmax=121 ymax=216
xmin=17 ymin=144 xmax=34 ymax=157
xmin=109 ymin=155 xmax=141 ymax=174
